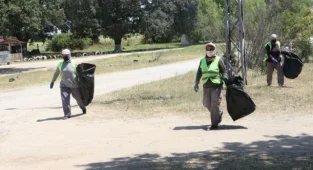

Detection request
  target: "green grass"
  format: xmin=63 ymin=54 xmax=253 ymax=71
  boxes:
xmin=89 ymin=44 xmax=208 ymax=74
xmin=27 ymin=35 xmax=180 ymax=53
xmin=0 ymin=44 xmax=212 ymax=90
xmin=93 ymin=62 xmax=313 ymax=117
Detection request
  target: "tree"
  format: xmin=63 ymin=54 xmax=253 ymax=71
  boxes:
xmin=172 ymin=0 xmax=199 ymax=43
xmin=96 ymin=0 xmax=144 ymax=51
xmin=0 ymin=0 xmax=64 ymax=43
xmin=193 ymin=0 xmax=223 ymax=42
xmin=63 ymin=0 xmax=100 ymax=42
xmin=140 ymin=0 xmax=176 ymax=43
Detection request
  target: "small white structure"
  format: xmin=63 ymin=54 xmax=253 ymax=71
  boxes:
xmin=0 ymin=51 xmax=10 ymax=65
xmin=0 ymin=38 xmax=25 ymax=64
xmin=180 ymin=34 xmax=190 ymax=46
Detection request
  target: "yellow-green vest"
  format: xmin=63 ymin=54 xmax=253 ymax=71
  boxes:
xmin=200 ymin=56 xmax=222 ymax=85
xmin=264 ymin=41 xmax=281 ymax=61
xmin=58 ymin=61 xmax=77 ymax=77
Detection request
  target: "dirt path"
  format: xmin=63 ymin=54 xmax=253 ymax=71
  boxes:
xmin=0 ymin=48 xmax=182 ymax=76
xmin=0 ymin=59 xmax=313 ymax=170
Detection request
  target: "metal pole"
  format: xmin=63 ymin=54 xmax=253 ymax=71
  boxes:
xmin=238 ymin=0 xmax=246 ymax=85
xmin=224 ymin=0 xmax=246 ymax=85
xmin=225 ymin=0 xmax=231 ymax=78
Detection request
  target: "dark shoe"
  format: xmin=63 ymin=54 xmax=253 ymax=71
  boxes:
xmin=63 ymin=115 xmax=71 ymax=120
xmin=209 ymin=125 xmax=218 ymax=130
xmin=204 ymin=125 xmax=218 ymax=130
xmin=82 ymin=108 xmax=87 ymax=114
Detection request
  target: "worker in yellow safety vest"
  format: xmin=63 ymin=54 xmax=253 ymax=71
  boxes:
xmin=194 ymin=42 xmax=229 ymax=130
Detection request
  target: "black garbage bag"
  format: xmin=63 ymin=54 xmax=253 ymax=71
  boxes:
xmin=226 ymin=76 xmax=256 ymax=121
xmin=76 ymin=63 xmax=96 ymax=106
xmin=282 ymin=51 xmax=303 ymax=79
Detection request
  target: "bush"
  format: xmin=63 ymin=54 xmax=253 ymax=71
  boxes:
xmin=46 ymin=33 xmax=92 ymax=52
xmin=293 ymin=38 xmax=313 ymax=63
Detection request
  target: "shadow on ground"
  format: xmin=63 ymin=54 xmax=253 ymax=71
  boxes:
xmin=76 ymin=134 xmax=313 ymax=170
xmin=0 ymin=67 xmax=45 ymax=75
xmin=173 ymin=125 xmax=247 ymax=131
xmin=37 ymin=113 xmax=85 ymax=122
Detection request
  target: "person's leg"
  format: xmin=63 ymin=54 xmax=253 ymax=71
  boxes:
xmin=210 ymin=87 xmax=223 ymax=127
xmin=203 ymin=87 xmax=212 ymax=112
xmin=267 ymin=62 xmax=275 ymax=86
xmin=276 ymin=62 xmax=284 ymax=86
xmin=60 ymin=87 xmax=71 ymax=118
xmin=71 ymin=88 xmax=86 ymax=113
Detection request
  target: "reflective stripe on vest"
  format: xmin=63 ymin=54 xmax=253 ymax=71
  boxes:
xmin=58 ymin=61 xmax=77 ymax=77
xmin=200 ymin=56 xmax=222 ymax=85
xmin=264 ymin=41 xmax=281 ymax=61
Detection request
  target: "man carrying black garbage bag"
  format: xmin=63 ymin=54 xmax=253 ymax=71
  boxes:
xmin=194 ymin=42 xmax=229 ymax=130
xmin=264 ymin=34 xmax=284 ymax=87
xmin=50 ymin=49 xmax=87 ymax=120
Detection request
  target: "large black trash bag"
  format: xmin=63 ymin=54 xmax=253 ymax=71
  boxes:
xmin=281 ymin=51 xmax=303 ymax=79
xmin=226 ymin=76 xmax=256 ymax=121
xmin=76 ymin=63 xmax=96 ymax=106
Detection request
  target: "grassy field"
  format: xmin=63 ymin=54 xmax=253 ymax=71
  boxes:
xmin=93 ymin=62 xmax=313 ymax=118
xmin=27 ymin=35 xmax=180 ymax=53
xmin=0 ymin=44 xmax=213 ymax=90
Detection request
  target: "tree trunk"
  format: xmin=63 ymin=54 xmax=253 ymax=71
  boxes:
xmin=91 ymin=35 xmax=99 ymax=44
xmin=114 ymin=37 xmax=122 ymax=52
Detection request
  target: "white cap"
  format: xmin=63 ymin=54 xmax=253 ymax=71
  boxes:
xmin=62 ymin=49 xmax=71 ymax=55
xmin=206 ymin=42 xmax=216 ymax=49
xmin=270 ymin=34 xmax=277 ymax=40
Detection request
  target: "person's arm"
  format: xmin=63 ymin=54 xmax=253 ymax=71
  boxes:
xmin=218 ymin=59 xmax=228 ymax=81
xmin=51 ymin=66 xmax=60 ymax=83
xmin=195 ymin=61 xmax=202 ymax=84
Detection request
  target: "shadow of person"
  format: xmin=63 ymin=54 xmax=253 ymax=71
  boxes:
xmin=37 ymin=113 xmax=85 ymax=122
xmin=173 ymin=125 xmax=247 ymax=131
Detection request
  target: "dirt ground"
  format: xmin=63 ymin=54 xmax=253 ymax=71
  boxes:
xmin=1 ymin=60 xmax=313 ymax=170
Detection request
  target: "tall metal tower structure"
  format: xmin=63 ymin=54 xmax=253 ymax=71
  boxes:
xmin=224 ymin=0 xmax=247 ymax=85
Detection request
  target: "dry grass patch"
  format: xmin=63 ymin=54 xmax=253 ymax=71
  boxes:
xmin=93 ymin=63 xmax=313 ymax=117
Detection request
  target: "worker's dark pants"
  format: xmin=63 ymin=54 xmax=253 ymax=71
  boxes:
xmin=203 ymin=87 xmax=223 ymax=126
xmin=60 ymin=87 xmax=86 ymax=117
xmin=267 ymin=62 xmax=284 ymax=86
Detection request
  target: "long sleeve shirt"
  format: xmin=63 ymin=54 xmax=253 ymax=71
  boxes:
xmin=266 ymin=43 xmax=281 ymax=62
xmin=195 ymin=58 xmax=228 ymax=88
xmin=51 ymin=60 xmax=80 ymax=88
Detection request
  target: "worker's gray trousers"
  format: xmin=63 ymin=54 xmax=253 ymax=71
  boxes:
xmin=203 ymin=87 xmax=223 ymax=126
xmin=267 ymin=62 xmax=284 ymax=86
xmin=60 ymin=87 xmax=86 ymax=117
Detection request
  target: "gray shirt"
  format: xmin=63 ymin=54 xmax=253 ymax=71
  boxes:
xmin=51 ymin=60 xmax=80 ymax=88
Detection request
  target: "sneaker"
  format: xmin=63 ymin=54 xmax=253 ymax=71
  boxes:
xmin=82 ymin=108 xmax=87 ymax=114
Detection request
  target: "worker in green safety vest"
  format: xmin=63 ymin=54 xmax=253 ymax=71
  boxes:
xmin=264 ymin=34 xmax=284 ymax=87
xmin=194 ymin=42 xmax=229 ymax=130
xmin=50 ymin=49 xmax=86 ymax=120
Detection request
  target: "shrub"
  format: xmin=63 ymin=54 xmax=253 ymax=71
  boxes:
xmin=46 ymin=33 xmax=92 ymax=52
